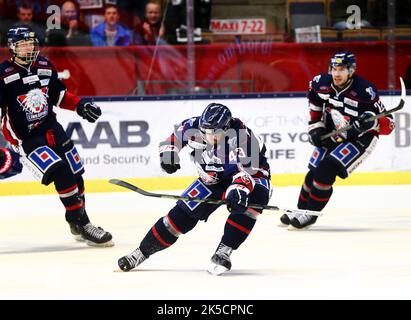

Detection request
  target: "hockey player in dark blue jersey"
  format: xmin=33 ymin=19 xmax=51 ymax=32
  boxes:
xmin=280 ymin=51 xmax=395 ymax=230
xmin=0 ymin=25 xmax=113 ymax=246
xmin=118 ymin=103 xmax=272 ymax=275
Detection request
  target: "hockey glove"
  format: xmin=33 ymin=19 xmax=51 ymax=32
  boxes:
xmin=0 ymin=148 xmax=23 ymax=179
xmin=225 ymin=172 xmax=255 ymax=214
xmin=77 ymin=100 xmax=102 ymax=123
xmin=226 ymin=185 xmax=250 ymax=214
xmin=160 ymin=149 xmax=181 ymax=174
xmin=308 ymin=125 xmax=334 ymax=148
xmin=346 ymin=112 xmax=378 ymax=139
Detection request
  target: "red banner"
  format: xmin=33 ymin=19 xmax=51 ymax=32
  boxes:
xmin=1 ymin=41 xmax=410 ymax=96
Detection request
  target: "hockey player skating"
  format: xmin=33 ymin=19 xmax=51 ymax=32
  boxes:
xmin=280 ymin=51 xmax=395 ymax=230
xmin=0 ymin=25 xmax=113 ymax=246
xmin=118 ymin=103 xmax=272 ymax=275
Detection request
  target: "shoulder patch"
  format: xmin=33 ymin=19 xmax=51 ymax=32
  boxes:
xmin=313 ymin=75 xmax=321 ymax=83
xmin=365 ymin=87 xmax=376 ymax=100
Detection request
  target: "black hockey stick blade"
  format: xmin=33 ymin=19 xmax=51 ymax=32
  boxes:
xmin=109 ymin=179 xmax=323 ymax=216
xmin=320 ymin=77 xmax=406 ymax=140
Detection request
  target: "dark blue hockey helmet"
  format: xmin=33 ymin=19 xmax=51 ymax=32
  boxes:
xmin=199 ymin=103 xmax=232 ymax=134
xmin=7 ymin=25 xmax=39 ymax=64
xmin=329 ymin=51 xmax=356 ymax=74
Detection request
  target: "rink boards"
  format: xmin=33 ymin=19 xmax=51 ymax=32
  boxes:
xmin=0 ymin=95 xmax=410 ymax=195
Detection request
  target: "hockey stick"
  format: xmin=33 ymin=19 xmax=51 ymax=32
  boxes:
xmin=320 ymin=77 xmax=406 ymax=140
xmin=108 ymin=179 xmax=323 ymax=216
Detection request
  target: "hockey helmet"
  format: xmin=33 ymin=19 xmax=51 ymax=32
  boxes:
xmin=199 ymin=103 xmax=232 ymax=132
xmin=199 ymin=103 xmax=232 ymax=144
xmin=329 ymin=51 xmax=356 ymax=75
xmin=7 ymin=25 xmax=39 ymax=64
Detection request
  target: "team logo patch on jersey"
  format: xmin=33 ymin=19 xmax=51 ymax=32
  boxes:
xmin=28 ymin=146 xmax=61 ymax=173
xmin=330 ymin=143 xmax=360 ymax=166
xmin=309 ymin=147 xmax=327 ymax=168
xmin=65 ymin=146 xmax=84 ymax=174
xmin=181 ymin=179 xmax=212 ymax=211
xmin=330 ymin=109 xmax=350 ymax=139
xmin=17 ymin=87 xmax=49 ymax=121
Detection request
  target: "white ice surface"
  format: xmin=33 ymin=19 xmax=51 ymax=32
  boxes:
xmin=0 ymin=185 xmax=410 ymax=300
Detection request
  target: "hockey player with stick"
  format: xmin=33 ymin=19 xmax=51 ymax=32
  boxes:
xmin=118 ymin=103 xmax=272 ymax=275
xmin=280 ymin=51 xmax=395 ymax=230
xmin=0 ymin=25 xmax=113 ymax=246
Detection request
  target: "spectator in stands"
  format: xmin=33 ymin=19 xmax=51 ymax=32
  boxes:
xmin=134 ymin=1 xmax=166 ymax=45
xmin=13 ymin=1 xmax=46 ymax=45
xmin=90 ymin=4 xmax=132 ymax=46
xmin=46 ymin=1 xmax=91 ymax=46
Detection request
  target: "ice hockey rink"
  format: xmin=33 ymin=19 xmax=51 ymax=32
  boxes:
xmin=0 ymin=184 xmax=410 ymax=300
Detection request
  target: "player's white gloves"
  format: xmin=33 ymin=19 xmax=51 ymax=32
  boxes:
xmin=77 ymin=100 xmax=102 ymax=123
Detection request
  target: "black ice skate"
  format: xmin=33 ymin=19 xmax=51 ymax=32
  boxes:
xmin=118 ymin=248 xmax=147 ymax=272
xmin=207 ymin=243 xmax=233 ymax=276
xmin=289 ymin=214 xmax=318 ymax=230
xmin=69 ymin=222 xmax=84 ymax=242
xmin=74 ymin=223 xmax=114 ymax=247
xmin=278 ymin=213 xmax=297 ymax=227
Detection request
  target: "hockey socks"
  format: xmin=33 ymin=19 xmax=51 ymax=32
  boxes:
xmin=297 ymin=170 xmax=314 ymax=210
xmin=307 ymin=180 xmax=333 ymax=212
xmin=221 ymin=212 xmax=256 ymax=250
xmin=139 ymin=217 xmax=179 ymax=257
xmin=306 ymin=160 xmax=337 ymax=212
xmin=54 ymin=166 xmax=89 ymax=226
xmin=139 ymin=206 xmax=200 ymax=257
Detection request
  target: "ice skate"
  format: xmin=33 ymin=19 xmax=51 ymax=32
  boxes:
xmin=278 ymin=213 xmax=296 ymax=227
xmin=76 ymin=223 xmax=114 ymax=247
xmin=118 ymin=248 xmax=147 ymax=272
xmin=288 ymin=214 xmax=318 ymax=230
xmin=68 ymin=222 xmax=84 ymax=242
xmin=207 ymin=243 xmax=233 ymax=276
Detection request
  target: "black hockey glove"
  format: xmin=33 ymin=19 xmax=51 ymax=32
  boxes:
xmin=160 ymin=150 xmax=181 ymax=174
xmin=308 ymin=126 xmax=334 ymax=148
xmin=77 ymin=100 xmax=102 ymax=123
xmin=0 ymin=148 xmax=23 ymax=180
xmin=226 ymin=185 xmax=249 ymax=214
xmin=346 ymin=112 xmax=377 ymax=139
